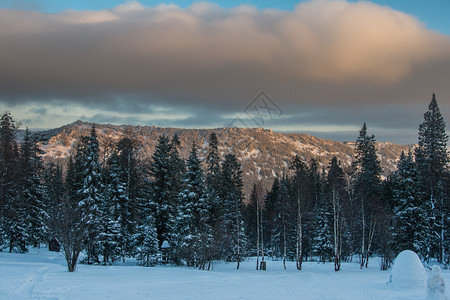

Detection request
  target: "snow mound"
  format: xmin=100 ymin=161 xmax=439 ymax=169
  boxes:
xmin=391 ymin=250 xmax=426 ymax=289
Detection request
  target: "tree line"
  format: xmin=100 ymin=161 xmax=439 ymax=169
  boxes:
xmin=0 ymin=118 xmax=245 ymax=272
xmin=0 ymin=93 xmax=448 ymax=272
xmin=245 ymin=94 xmax=449 ymax=271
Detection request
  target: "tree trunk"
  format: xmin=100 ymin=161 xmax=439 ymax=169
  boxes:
xmin=365 ymin=214 xmax=377 ymax=268
xmin=333 ymin=186 xmax=341 ymax=271
xmin=236 ymin=216 xmax=240 ymax=270
xmin=260 ymin=190 xmax=265 ymax=266
xmin=441 ymin=212 xmax=445 ymax=265
xmin=296 ymin=191 xmax=303 ymax=270
xmin=282 ymin=200 xmax=287 ymax=270
xmin=256 ymin=190 xmax=260 ymax=270
xmin=360 ymin=196 xmax=365 ymax=269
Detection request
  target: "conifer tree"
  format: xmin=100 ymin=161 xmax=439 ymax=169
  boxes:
xmin=245 ymin=183 xmax=258 ymax=256
xmin=415 ymin=94 xmax=448 ymax=262
xmin=43 ymin=163 xmax=64 ymax=243
xmin=290 ymin=155 xmax=310 ymax=270
xmin=354 ymin=123 xmax=382 ymax=268
xmin=220 ymin=154 xmax=246 ymax=268
xmin=326 ymin=157 xmax=346 ymax=271
xmin=176 ymin=143 xmax=212 ymax=269
xmin=391 ymin=151 xmax=424 ymax=254
xmin=22 ymin=132 xmax=46 ymax=247
xmin=135 ymin=214 xmax=159 ymax=267
xmin=104 ymin=151 xmax=129 ymax=262
xmin=77 ymin=125 xmax=104 ymax=264
xmin=150 ymin=134 xmax=185 ymax=247
xmin=0 ymin=113 xmax=27 ymax=252
xmin=58 ymin=156 xmax=84 ymax=272
xmin=205 ymin=132 xmax=223 ymax=261
xmin=312 ymin=196 xmax=333 ymax=263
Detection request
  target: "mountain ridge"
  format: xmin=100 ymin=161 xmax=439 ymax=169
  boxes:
xmin=37 ymin=121 xmax=413 ymax=198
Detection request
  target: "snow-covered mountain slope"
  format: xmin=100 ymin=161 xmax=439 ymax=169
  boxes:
xmin=37 ymin=121 xmax=413 ymax=198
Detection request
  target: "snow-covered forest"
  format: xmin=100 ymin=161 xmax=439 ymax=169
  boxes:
xmin=0 ymin=94 xmax=448 ymax=275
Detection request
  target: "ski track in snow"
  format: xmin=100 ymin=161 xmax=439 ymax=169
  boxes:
xmin=0 ymin=248 xmax=445 ymax=300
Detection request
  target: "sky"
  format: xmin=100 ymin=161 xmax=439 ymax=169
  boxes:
xmin=0 ymin=0 xmax=449 ymax=144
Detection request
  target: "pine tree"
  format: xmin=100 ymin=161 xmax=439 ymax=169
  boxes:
xmin=219 ymin=154 xmax=246 ymax=268
xmin=415 ymin=93 xmax=449 ymax=262
xmin=312 ymin=197 xmax=333 ymax=264
xmin=354 ymin=123 xmax=382 ymax=268
xmin=176 ymin=143 xmax=212 ymax=269
xmin=56 ymin=156 xmax=85 ymax=272
xmin=290 ymin=155 xmax=310 ymax=270
xmin=22 ymin=132 xmax=46 ymax=248
xmin=135 ymin=215 xmax=159 ymax=267
xmin=327 ymin=157 xmax=346 ymax=271
xmin=104 ymin=151 xmax=129 ymax=262
xmin=244 ymin=183 xmax=258 ymax=256
xmin=245 ymin=181 xmax=264 ymax=269
xmin=205 ymin=132 xmax=223 ymax=262
xmin=150 ymin=135 xmax=174 ymax=246
xmin=0 ymin=113 xmax=27 ymax=252
xmin=206 ymin=132 xmax=220 ymax=190
xmin=104 ymin=136 xmax=143 ymax=262
xmin=43 ymin=163 xmax=64 ymax=244
xmin=391 ymin=151 xmax=424 ymax=255
xmin=77 ymin=125 xmax=104 ymax=264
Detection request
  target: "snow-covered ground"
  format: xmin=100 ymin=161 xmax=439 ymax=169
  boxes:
xmin=1 ymin=248 xmax=448 ymax=300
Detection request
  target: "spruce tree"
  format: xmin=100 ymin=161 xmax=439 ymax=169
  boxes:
xmin=135 ymin=214 xmax=159 ymax=267
xmin=77 ymin=125 xmax=104 ymax=264
xmin=205 ymin=132 xmax=223 ymax=261
xmin=354 ymin=123 xmax=382 ymax=268
xmin=58 ymin=156 xmax=85 ymax=272
xmin=149 ymin=134 xmax=184 ymax=247
xmin=23 ymin=132 xmax=46 ymax=248
xmin=326 ymin=157 xmax=346 ymax=271
xmin=105 ymin=151 xmax=130 ymax=262
xmin=391 ymin=151 xmax=424 ymax=255
xmin=0 ymin=113 xmax=27 ymax=252
xmin=219 ymin=154 xmax=246 ymax=268
xmin=290 ymin=155 xmax=310 ymax=270
xmin=176 ymin=143 xmax=212 ymax=269
xmin=415 ymin=93 xmax=448 ymax=262
xmin=43 ymin=163 xmax=64 ymax=244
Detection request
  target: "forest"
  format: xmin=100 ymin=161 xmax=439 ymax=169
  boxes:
xmin=0 ymin=94 xmax=448 ymax=273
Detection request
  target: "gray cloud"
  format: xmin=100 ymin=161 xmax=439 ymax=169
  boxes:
xmin=0 ymin=0 xmax=449 ymax=143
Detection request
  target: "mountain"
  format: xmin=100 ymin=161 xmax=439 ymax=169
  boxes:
xmin=37 ymin=121 xmax=413 ymax=198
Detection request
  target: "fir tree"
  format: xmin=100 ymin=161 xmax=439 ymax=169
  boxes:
xmin=290 ymin=155 xmax=310 ymax=270
xmin=391 ymin=151 xmax=424 ymax=255
xmin=0 ymin=113 xmax=27 ymax=252
xmin=58 ymin=156 xmax=85 ymax=272
xmin=176 ymin=143 xmax=212 ymax=269
xmin=105 ymin=150 xmax=130 ymax=262
xmin=77 ymin=125 xmax=104 ymax=264
xmin=135 ymin=215 xmax=159 ymax=267
xmin=43 ymin=163 xmax=64 ymax=243
xmin=354 ymin=123 xmax=382 ymax=268
xmin=23 ymin=132 xmax=46 ymax=248
xmin=326 ymin=157 xmax=346 ymax=271
xmin=205 ymin=132 xmax=223 ymax=262
xmin=415 ymin=93 xmax=449 ymax=262
xmin=149 ymin=134 xmax=185 ymax=247
xmin=219 ymin=154 xmax=246 ymax=268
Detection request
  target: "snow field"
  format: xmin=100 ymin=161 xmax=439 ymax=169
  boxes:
xmin=1 ymin=248 xmax=448 ymax=300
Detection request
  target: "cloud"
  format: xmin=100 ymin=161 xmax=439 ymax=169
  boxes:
xmin=0 ymin=0 xmax=449 ymax=143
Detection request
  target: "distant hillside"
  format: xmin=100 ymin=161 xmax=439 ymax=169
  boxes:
xmin=37 ymin=121 xmax=413 ymax=199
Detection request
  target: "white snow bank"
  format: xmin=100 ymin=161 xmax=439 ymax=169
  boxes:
xmin=390 ymin=250 xmax=427 ymax=289
xmin=2 ymin=248 xmax=448 ymax=300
